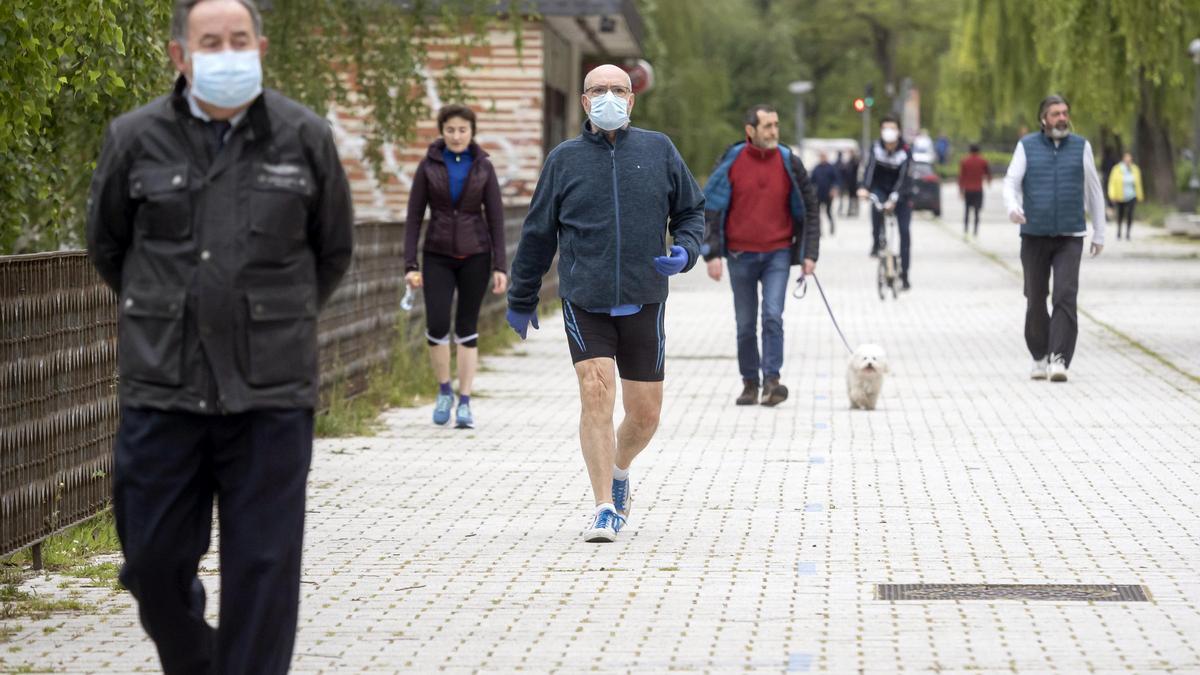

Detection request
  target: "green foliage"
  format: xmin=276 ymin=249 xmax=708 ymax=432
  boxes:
xmin=635 ymin=0 xmax=958 ymax=174
xmin=0 ymin=0 xmax=173 ymax=254
xmin=940 ymin=0 xmax=1199 ymax=144
xmin=1 ymin=0 xmax=516 ymax=255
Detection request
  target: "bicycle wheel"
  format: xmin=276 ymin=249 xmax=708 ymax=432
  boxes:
xmin=877 ymin=260 xmax=886 ymax=300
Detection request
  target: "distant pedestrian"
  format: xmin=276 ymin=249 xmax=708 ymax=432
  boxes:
xmin=86 ymin=0 xmax=354 ymax=671
xmin=958 ymin=144 xmax=991 ymax=237
xmin=1003 ymin=94 xmax=1106 ymax=383
xmin=1106 ymin=152 xmax=1143 ymax=240
xmin=935 ymin=132 xmax=951 ymax=164
xmin=404 ymin=104 xmax=509 ymax=429
xmin=840 ymin=150 xmax=860 ymax=217
xmin=701 ymin=104 xmax=820 ymax=407
xmin=810 ymin=151 xmax=840 ymax=236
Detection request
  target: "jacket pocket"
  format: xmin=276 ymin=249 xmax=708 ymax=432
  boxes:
xmin=118 ymin=285 xmax=186 ymax=386
xmin=130 ymin=163 xmax=191 ymax=240
xmin=250 ymin=161 xmax=313 ymax=238
xmin=242 ymin=287 xmax=318 ymax=387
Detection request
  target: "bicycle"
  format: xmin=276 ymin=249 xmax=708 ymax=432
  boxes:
xmin=868 ymin=193 xmax=900 ymax=301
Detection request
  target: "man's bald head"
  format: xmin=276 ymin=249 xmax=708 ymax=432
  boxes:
xmin=583 ymin=64 xmax=632 ymax=93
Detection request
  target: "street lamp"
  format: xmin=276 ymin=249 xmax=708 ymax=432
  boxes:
xmin=788 ymin=80 xmax=813 ymax=150
xmin=1188 ymin=38 xmax=1200 ymax=197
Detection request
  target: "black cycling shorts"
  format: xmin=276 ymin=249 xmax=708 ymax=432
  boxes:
xmin=561 ymin=301 xmax=665 ymax=382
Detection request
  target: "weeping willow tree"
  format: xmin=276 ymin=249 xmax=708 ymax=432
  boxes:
xmin=0 ymin=0 xmax=518 ymax=254
xmin=939 ymin=0 xmax=1200 ymax=203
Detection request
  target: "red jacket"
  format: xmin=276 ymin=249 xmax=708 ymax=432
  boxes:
xmin=958 ymin=153 xmax=991 ymax=192
xmin=725 ymin=142 xmax=793 ymax=253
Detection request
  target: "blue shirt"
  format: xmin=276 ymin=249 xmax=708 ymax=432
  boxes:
xmin=442 ymin=148 xmax=473 ymax=205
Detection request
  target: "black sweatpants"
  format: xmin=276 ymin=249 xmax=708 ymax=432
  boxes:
xmin=113 ymin=407 xmax=313 ymax=675
xmin=963 ymin=190 xmax=983 ymax=234
xmin=1020 ymin=235 xmax=1083 ymax=367
xmin=819 ymin=197 xmax=835 ymax=235
xmin=423 ymin=251 xmax=491 ymax=347
xmin=1116 ymin=200 xmax=1135 ymax=238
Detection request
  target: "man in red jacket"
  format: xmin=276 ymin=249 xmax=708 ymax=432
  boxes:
xmin=958 ymin=144 xmax=991 ymax=237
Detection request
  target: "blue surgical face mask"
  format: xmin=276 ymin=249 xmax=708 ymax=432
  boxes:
xmin=587 ymin=91 xmax=630 ymax=131
xmin=190 ymin=49 xmax=263 ymax=109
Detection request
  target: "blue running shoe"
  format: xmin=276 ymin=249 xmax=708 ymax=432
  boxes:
xmin=455 ymin=401 xmax=475 ymax=429
xmin=433 ymin=392 xmax=453 ymax=425
xmin=582 ymin=506 xmax=625 ymax=543
xmin=612 ymin=475 xmax=632 ymax=519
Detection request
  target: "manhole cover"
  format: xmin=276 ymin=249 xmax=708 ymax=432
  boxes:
xmin=876 ymin=584 xmax=1150 ymax=602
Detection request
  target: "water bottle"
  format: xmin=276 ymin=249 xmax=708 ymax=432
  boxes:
xmin=400 ymin=285 xmax=416 ymax=312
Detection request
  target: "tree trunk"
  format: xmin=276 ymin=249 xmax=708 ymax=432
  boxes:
xmin=1135 ymin=72 xmax=1178 ymax=205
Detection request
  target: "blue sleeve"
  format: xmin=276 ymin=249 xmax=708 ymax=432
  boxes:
xmin=666 ymin=141 xmax=705 ymax=272
xmin=507 ymin=153 xmax=560 ymax=314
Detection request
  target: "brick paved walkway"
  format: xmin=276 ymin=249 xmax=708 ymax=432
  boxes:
xmin=5 ymin=184 xmax=1200 ymax=673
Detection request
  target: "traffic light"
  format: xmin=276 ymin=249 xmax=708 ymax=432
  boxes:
xmin=853 ymin=98 xmax=866 ymax=112
xmin=865 ymin=96 xmax=875 ymax=108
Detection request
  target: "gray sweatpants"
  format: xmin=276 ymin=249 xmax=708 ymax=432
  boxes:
xmin=1020 ymin=234 xmax=1083 ymax=367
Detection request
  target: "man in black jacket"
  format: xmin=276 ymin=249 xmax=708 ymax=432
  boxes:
xmin=86 ymin=0 xmax=353 ymax=672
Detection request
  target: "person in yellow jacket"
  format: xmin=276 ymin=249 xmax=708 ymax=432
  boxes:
xmin=1107 ymin=152 xmax=1144 ymax=240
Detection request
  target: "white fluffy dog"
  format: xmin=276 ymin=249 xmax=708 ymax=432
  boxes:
xmin=846 ymin=344 xmax=888 ymax=410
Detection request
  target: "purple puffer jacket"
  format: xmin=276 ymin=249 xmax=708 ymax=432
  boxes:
xmin=404 ymin=139 xmax=506 ymax=272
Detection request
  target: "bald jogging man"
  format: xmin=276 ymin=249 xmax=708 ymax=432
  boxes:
xmin=507 ymin=64 xmax=705 ymax=542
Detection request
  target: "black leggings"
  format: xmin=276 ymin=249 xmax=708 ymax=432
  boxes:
xmin=1116 ymin=200 xmax=1135 ymax=238
xmin=422 ymin=251 xmax=491 ymax=348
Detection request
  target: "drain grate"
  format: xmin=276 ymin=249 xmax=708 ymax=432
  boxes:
xmin=876 ymin=584 xmax=1150 ymax=602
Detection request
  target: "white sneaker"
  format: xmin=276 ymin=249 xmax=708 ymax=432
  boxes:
xmin=1030 ymin=358 xmax=1049 ymax=380
xmin=1048 ymin=354 xmax=1068 ymax=382
xmin=582 ymin=505 xmax=625 ymax=543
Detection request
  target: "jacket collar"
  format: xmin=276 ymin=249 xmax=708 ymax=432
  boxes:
xmin=426 ymin=138 xmax=487 ymax=163
xmin=171 ymin=75 xmax=270 ymax=144
xmin=582 ymin=118 xmax=630 ymax=145
xmin=742 ymin=137 xmax=780 ymax=161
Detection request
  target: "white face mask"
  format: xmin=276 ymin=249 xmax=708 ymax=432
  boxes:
xmin=190 ymin=49 xmax=263 ymax=109
xmin=587 ymin=91 xmax=630 ymax=131
xmin=880 ymin=128 xmax=899 ymax=144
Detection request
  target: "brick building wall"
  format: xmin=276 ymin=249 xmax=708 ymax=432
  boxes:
xmin=327 ymin=23 xmax=546 ymax=222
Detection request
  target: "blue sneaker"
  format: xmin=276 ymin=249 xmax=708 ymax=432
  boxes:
xmin=582 ymin=506 xmax=625 ymax=543
xmin=612 ymin=475 xmax=632 ymax=519
xmin=455 ymin=401 xmax=474 ymax=429
xmin=433 ymin=392 xmax=453 ymax=425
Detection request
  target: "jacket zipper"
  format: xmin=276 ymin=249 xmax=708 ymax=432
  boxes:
xmin=610 ymin=145 xmax=621 ymax=306
xmin=1051 ymin=138 xmax=1059 ymax=231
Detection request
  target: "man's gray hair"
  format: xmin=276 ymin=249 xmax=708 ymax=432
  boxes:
xmin=1038 ymin=94 xmax=1069 ymax=124
xmin=171 ymin=0 xmax=263 ymax=44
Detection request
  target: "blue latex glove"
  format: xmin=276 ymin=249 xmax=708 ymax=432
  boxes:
xmin=506 ymin=307 xmax=539 ymax=340
xmin=653 ymin=245 xmax=689 ymax=276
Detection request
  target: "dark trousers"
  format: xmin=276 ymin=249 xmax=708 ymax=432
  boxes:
xmin=1020 ymin=235 xmax=1083 ymax=367
xmin=870 ymin=193 xmax=913 ymax=280
xmin=1116 ymin=200 xmax=1135 ymax=238
xmin=422 ymin=251 xmax=492 ymax=347
xmin=114 ymin=407 xmax=314 ymax=675
xmin=819 ymin=197 xmax=835 ymax=235
xmin=963 ymin=190 xmax=983 ymax=234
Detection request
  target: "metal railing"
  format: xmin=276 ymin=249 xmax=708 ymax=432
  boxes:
xmin=1 ymin=208 xmax=540 ymax=562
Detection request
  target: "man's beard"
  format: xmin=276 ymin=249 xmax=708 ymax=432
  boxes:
xmin=1048 ymin=123 xmax=1070 ymax=140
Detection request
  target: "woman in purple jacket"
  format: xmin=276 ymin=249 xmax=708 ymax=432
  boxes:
xmin=405 ymin=104 xmax=508 ymax=428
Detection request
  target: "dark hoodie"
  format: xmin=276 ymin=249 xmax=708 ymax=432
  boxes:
xmin=405 ymin=139 xmax=506 ymax=271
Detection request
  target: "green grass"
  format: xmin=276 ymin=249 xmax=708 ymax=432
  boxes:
xmin=314 ymin=301 xmax=556 ymax=438
xmin=2 ymin=511 xmax=122 ymax=589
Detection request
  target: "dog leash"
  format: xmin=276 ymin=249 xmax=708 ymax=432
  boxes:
xmin=794 ymin=273 xmax=854 ymax=355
